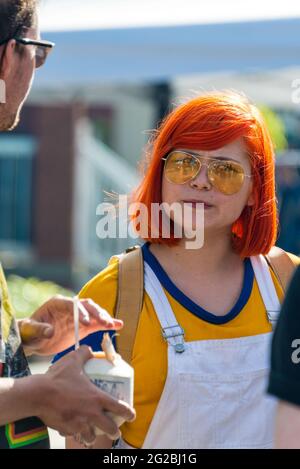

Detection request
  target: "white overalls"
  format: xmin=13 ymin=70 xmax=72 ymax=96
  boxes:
xmin=118 ymin=254 xmax=280 ymax=449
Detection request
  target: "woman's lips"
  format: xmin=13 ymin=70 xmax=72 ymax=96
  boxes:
xmin=182 ymin=200 xmax=213 ymax=209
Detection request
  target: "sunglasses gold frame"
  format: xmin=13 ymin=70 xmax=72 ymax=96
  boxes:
xmin=162 ymin=150 xmax=252 ymax=195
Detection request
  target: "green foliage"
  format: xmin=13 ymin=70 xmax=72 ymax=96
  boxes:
xmin=258 ymin=105 xmax=288 ymax=152
xmin=7 ymin=275 xmax=75 ymax=319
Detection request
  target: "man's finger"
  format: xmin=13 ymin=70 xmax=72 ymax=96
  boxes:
xmin=80 ymin=300 xmax=118 ymax=328
xmin=92 ymin=413 xmax=120 ymax=440
xmin=77 ymin=426 xmax=97 ymax=447
xmin=98 ymin=394 xmax=136 ymax=422
xmin=76 ymin=301 xmax=91 ymax=325
xmin=108 ymin=319 xmax=123 ymax=330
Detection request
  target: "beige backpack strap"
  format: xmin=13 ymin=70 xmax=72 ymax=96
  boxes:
xmin=114 ymin=246 xmax=144 ymax=364
xmin=265 ymin=246 xmax=296 ymax=292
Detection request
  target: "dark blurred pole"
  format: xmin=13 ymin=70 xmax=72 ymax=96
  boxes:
xmin=150 ymin=82 xmax=172 ymax=125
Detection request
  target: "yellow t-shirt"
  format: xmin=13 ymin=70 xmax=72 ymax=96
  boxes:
xmin=79 ymin=244 xmax=300 ymax=448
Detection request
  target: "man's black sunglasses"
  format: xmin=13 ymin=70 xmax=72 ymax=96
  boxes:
xmin=0 ymin=37 xmax=55 ymax=68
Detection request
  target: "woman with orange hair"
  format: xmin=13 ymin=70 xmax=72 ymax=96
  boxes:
xmin=65 ymin=91 xmax=299 ymax=449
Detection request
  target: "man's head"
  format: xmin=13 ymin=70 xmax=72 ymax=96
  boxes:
xmin=0 ymin=0 xmax=38 ymax=131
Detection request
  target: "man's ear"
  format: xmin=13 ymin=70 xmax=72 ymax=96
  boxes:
xmin=0 ymin=40 xmax=17 ymax=80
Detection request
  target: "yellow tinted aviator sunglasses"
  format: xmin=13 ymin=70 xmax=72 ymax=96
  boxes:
xmin=162 ymin=150 xmax=252 ymax=195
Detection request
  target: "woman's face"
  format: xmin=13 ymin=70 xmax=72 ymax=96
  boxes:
xmin=161 ymin=137 xmax=254 ymax=237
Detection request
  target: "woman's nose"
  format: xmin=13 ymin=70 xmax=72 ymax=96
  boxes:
xmin=189 ymin=163 xmax=212 ymax=191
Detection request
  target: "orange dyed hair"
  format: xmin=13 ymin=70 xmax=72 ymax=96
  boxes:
xmin=131 ymin=91 xmax=277 ymax=258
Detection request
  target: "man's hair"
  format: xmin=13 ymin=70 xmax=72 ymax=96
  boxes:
xmin=0 ymin=0 xmax=37 ymax=43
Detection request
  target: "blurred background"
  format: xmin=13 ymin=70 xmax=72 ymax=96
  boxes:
xmin=1 ymin=0 xmax=300 ymax=316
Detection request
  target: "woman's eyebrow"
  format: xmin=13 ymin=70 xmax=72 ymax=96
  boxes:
xmin=183 ymin=150 xmax=240 ymax=163
xmin=209 ymin=155 xmax=238 ymax=162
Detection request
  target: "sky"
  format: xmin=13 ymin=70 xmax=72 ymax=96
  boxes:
xmin=39 ymin=0 xmax=300 ymax=32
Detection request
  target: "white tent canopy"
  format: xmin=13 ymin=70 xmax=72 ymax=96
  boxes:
xmin=35 ymin=0 xmax=300 ymax=87
xmin=40 ymin=0 xmax=300 ymax=31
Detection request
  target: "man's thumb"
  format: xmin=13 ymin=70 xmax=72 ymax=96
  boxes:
xmin=20 ymin=319 xmax=53 ymax=342
xmin=76 ymin=345 xmax=93 ymax=364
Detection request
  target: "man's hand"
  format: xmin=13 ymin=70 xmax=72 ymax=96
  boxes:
xmin=33 ymin=346 xmax=135 ymax=439
xmin=18 ymin=296 xmax=123 ymax=356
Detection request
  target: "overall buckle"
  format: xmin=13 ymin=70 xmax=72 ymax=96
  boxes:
xmin=162 ymin=325 xmax=186 ymax=353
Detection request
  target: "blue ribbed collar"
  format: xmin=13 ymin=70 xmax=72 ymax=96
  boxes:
xmin=142 ymin=242 xmax=254 ymax=325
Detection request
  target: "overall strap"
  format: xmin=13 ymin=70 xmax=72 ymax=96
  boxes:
xmin=144 ymin=262 xmax=186 ymax=353
xmin=250 ymin=254 xmax=281 ymax=328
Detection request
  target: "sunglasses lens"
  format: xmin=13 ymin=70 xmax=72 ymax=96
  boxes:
xmin=208 ymin=161 xmax=245 ymax=195
xmin=35 ymin=46 xmax=48 ymax=68
xmin=164 ymin=152 xmax=200 ymax=184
